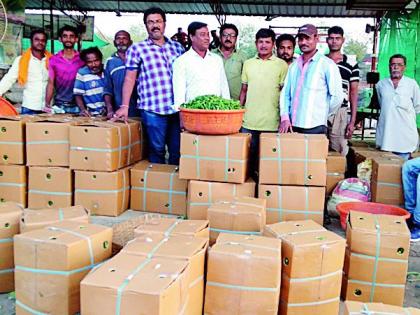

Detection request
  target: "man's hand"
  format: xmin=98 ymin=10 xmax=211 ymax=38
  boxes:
xmin=106 ymin=109 xmax=114 ymax=120
xmin=279 ymin=120 xmax=293 ymax=133
xmin=111 ymin=105 xmax=129 ymax=122
xmin=80 ymin=109 xmax=91 ymax=117
xmin=345 ymin=122 xmax=355 ymax=139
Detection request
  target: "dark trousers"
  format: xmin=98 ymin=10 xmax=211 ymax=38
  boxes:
xmin=20 ymin=107 xmax=44 ymax=115
xmin=293 ymin=125 xmax=328 ymax=135
xmin=141 ymin=110 xmax=181 ymax=165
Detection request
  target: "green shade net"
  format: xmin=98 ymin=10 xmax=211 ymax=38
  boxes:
xmin=378 ymin=4 xmax=420 ymax=127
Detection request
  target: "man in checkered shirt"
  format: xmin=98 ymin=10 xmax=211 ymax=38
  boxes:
xmin=113 ymin=7 xmax=185 ymax=165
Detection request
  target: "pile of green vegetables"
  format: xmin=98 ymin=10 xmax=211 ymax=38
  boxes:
xmin=181 ymin=95 xmax=241 ymax=110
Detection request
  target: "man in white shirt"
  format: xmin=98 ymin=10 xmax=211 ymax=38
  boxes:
xmin=0 ymin=29 xmax=50 ymax=114
xmin=172 ymin=21 xmax=230 ymax=107
xmin=376 ymin=54 xmax=420 ymax=160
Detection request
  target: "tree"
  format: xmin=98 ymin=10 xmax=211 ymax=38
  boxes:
xmin=344 ymin=39 xmax=368 ymax=62
xmin=236 ymin=23 xmax=258 ymax=58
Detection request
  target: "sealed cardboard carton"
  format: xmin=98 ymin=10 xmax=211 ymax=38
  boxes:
xmin=204 ymin=233 xmax=281 ymax=315
xmin=179 ymin=132 xmax=250 ymax=183
xmin=20 ymin=205 xmax=89 ymax=233
xmin=0 ymin=202 xmax=23 ymax=292
xmin=26 ymin=116 xmax=76 ymax=167
xmin=343 ymin=211 xmax=410 ymax=306
xmin=130 ymin=161 xmax=188 ymax=216
xmin=0 ymin=164 xmax=26 ymax=207
xmin=74 ymin=168 xmax=129 ymax=216
xmin=259 ymin=185 xmax=325 ymax=224
xmin=326 ymin=152 xmax=346 ymax=195
xmin=69 ymin=120 xmax=141 ymax=171
xmin=344 ymin=301 xmax=420 ymax=315
xmin=207 ymin=196 xmax=266 ymax=244
xmin=259 ymin=133 xmax=328 ymax=186
xmin=371 ymin=157 xmax=404 ymax=206
xmin=0 ymin=116 xmax=32 ymax=165
xmin=122 ymin=234 xmax=208 ymax=315
xmin=80 ymin=253 xmax=189 ymax=315
xmin=187 ymin=178 xmax=256 ymax=220
xmin=14 ymin=221 xmax=112 ymax=315
xmin=28 ymin=166 xmax=73 ymax=209
xmin=347 ymin=147 xmax=399 ymax=177
xmin=264 ymin=220 xmax=326 ymax=239
xmin=134 ymin=217 xmax=209 ymax=240
xmin=280 ymin=230 xmax=346 ymax=315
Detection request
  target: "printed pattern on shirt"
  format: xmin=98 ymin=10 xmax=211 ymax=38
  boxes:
xmin=336 ymin=54 xmax=359 ymax=107
xmin=73 ymin=66 xmax=106 ymax=115
xmin=125 ymin=38 xmax=184 ymax=114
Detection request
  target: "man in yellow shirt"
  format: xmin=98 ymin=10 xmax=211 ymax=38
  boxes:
xmin=240 ymin=28 xmax=288 ymax=178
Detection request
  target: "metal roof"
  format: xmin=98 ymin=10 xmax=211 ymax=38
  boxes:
xmin=25 ymin=0 xmax=412 ymax=18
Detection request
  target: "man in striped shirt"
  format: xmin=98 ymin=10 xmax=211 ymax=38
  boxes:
xmin=326 ymin=26 xmax=360 ymax=156
xmin=279 ymin=24 xmax=344 ymax=134
xmin=73 ymin=47 xmax=106 ymax=116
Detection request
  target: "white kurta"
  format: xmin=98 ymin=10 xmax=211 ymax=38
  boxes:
xmin=376 ymin=76 xmax=420 ymax=153
xmin=172 ymin=49 xmax=230 ymax=108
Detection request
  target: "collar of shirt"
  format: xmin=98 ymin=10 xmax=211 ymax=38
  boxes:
xmin=255 ymin=54 xmax=276 ymax=61
xmin=188 ymin=48 xmax=215 ymax=60
xmin=145 ymin=36 xmax=174 ymax=47
xmin=297 ymin=50 xmax=321 ymax=67
xmin=56 ymin=49 xmax=80 ymax=61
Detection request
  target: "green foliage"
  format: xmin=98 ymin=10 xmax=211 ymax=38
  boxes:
xmin=344 ymin=39 xmax=368 ymax=62
xmin=236 ymin=23 xmax=258 ymax=58
xmin=181 ymin=95 xmax=241 ymax=110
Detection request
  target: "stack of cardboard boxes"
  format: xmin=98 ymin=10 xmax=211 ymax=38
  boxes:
xmin=259 ymin=133 xmax=329 ymax=225
xmin=0 ymin=116 xmax=31 ymax=206
xmin=326 ymin=151 xmax=346 ymax=196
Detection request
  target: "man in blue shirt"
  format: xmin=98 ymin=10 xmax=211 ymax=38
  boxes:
xmin=103 ymin=30 xmax=141 ymax=119
xmin=73 ymin=47 xmax=106 ymax=116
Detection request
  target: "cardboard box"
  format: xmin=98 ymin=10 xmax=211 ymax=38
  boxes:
xmin=207 ymin=196 xmax=266 ymax=244
xmin=347 ymin=147 xmax=399 ymax=178
xmin=371 ymin=157 xmax=404 ymax=206
xmin=28 ymin=166 xmax=73 ymax=209
xmin=343 ymin=211 xmax=410 ymax=306
xmin=0 ymin=116 xmax=32 ymax=165
xmin=259 ymin=133 xmax=328 ymax=186
xmin=80 ymin=253 xmax=189 ymax=315
xmin=69 ymin=120 xmax=141 ymax=171
xmin=134 ymin=217 xmax=209 ymax=240
xmin=279 ymin=230 xmax=346 ymax=315
xmin=259 ymin=185 xmax=325 ymax=225
xmin=130 ymin=161 xmax=188 ymax=216
xmin=0 ymin=164 xmax=26 ymax=207
xmin=122 ymin=234 xmax=208 ymax=315
xmin=264 ymin=220 xmax=326 ymax=239
xmin=14 ymin=221 xmax=112 ymax=315
xmin=344 ymin=301 xmax=420 ymax=315
xmin=0 ymin=202 xmax=23 ymax=293
xmin=326 ymin=152 xmax=346 ymax=195
xmin=187 ymin=178 xmax=256 ymax=220
xmin=20 ymin=205 xmax=89 ymax=233
xmin=74 ymin=168 xmax=129 ymax=216
xmin=179 ymin=132 xmax=250 ymax=184
xmin=204 ymin=233 xmax=282 ymax=315
xmin=26 ymin=116 xmax=76 ymax=167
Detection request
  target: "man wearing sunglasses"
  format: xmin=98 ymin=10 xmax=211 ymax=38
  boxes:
xmin=213 ymin=23 xmax=249 ymax=100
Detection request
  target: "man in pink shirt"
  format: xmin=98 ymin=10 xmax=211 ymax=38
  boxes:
xmin=45 ymin=25 xmax=84 ymax=114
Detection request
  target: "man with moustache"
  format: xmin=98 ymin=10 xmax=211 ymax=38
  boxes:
xmin=172 ymin=21 xmax=230 ymax=106
xmin=103 ymin=30 xmax=140 ymax=118
xmin=45 ymin=25 xmax=84 ymax=114
xmin=73 ymin=47 xmax=106 ymax=116
xmin=376 ymin=54 xmax=420 ymax=160
xmin=276 ymin=33 xmax=296 ymax=66
xmin=326 ymin=26 xmax=360 ymax=156
xmin=0 ymin=29 xmax=51 ymax=114
xmin=112 ymin=7 xmax=184 ymax=165
xmin=280 ymin=24 xmax=343 ymax=134
xmin=240 ymin=28 xmax=288 ymax=177
xmin=213 ymin=23 xmax=248 ymax=100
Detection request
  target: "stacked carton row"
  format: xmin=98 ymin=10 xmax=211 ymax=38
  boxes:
xmin=0 ymin=115 xmax=143 ymax=216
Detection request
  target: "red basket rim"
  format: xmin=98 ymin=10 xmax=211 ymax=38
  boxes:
xmin=337 ymin=201 xmax=410 ymax=216
xmin=0 ymin=97 xmax=18 ymax=115
xmin=180 ymin=107 xmax=246 ymax=114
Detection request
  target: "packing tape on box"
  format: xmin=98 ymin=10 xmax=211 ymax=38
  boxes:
xmin=15 ymin=300 xmax=48 ymax=315
xmin=261 ymin=135 xmax=324 ymax=185
xmin=347 ymin=279 xmax=405 ymax=289
xmin=284 ymin=296 xmax=339 ymax=307
xmin=327 ymin=172 xmax=345 ymax=177
xmin=350 ymin=252 xmax=408 ymax=264
xmin=371 ymin=217 xmax=381 ymax=302
xmin=0 ymin=237 xmax=13 ymax=244
xmin=188 ymin=182 xmax=240 ymax=208
xmin=209 ymin=227 xmax=262 ymax=236
xmin=283 ymin=269 xmax=342 ymax=283
xmin=58 ymin=208 xmax=64 ymax=220
xmin=220 ymin=241 xmax=280 ymax=252
xmin=26 ymin=140 xmax=69 ymax=145
xmin=0 ymin=182 xmax=26 ymax=187
xmin=0 ymin=141 xmax=24 ymax=145
xmin=28 ymin=190 xmax=72 ymax=196
xmin=372 ymin=180 xmax=402 ymax=188
xmin=181 ymin=135 xmax=245 ymax=180
xmin=206 ymin=281 xmax=279 ymax=292
xmin=348 ymin=303 xmax=413 ymax=315
xmin=264 ymin=225 xmax=325 ymax=238
xmin=0 ymin=268 xmax=13 ymax=274
xmin=267 ymin=186 xmax=322 ymax=220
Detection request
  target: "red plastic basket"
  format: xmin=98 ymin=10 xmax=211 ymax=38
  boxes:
xmin=337 ymin=202 xmax=411 ymax=230
xmin=180 ymin=108 xmax=245 ymax=135
xmin=0 ymin=97 xmax=18 ymax=116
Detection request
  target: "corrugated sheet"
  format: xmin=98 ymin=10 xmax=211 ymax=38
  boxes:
xmin=24 ymin=0 xmax=411 ymax=17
